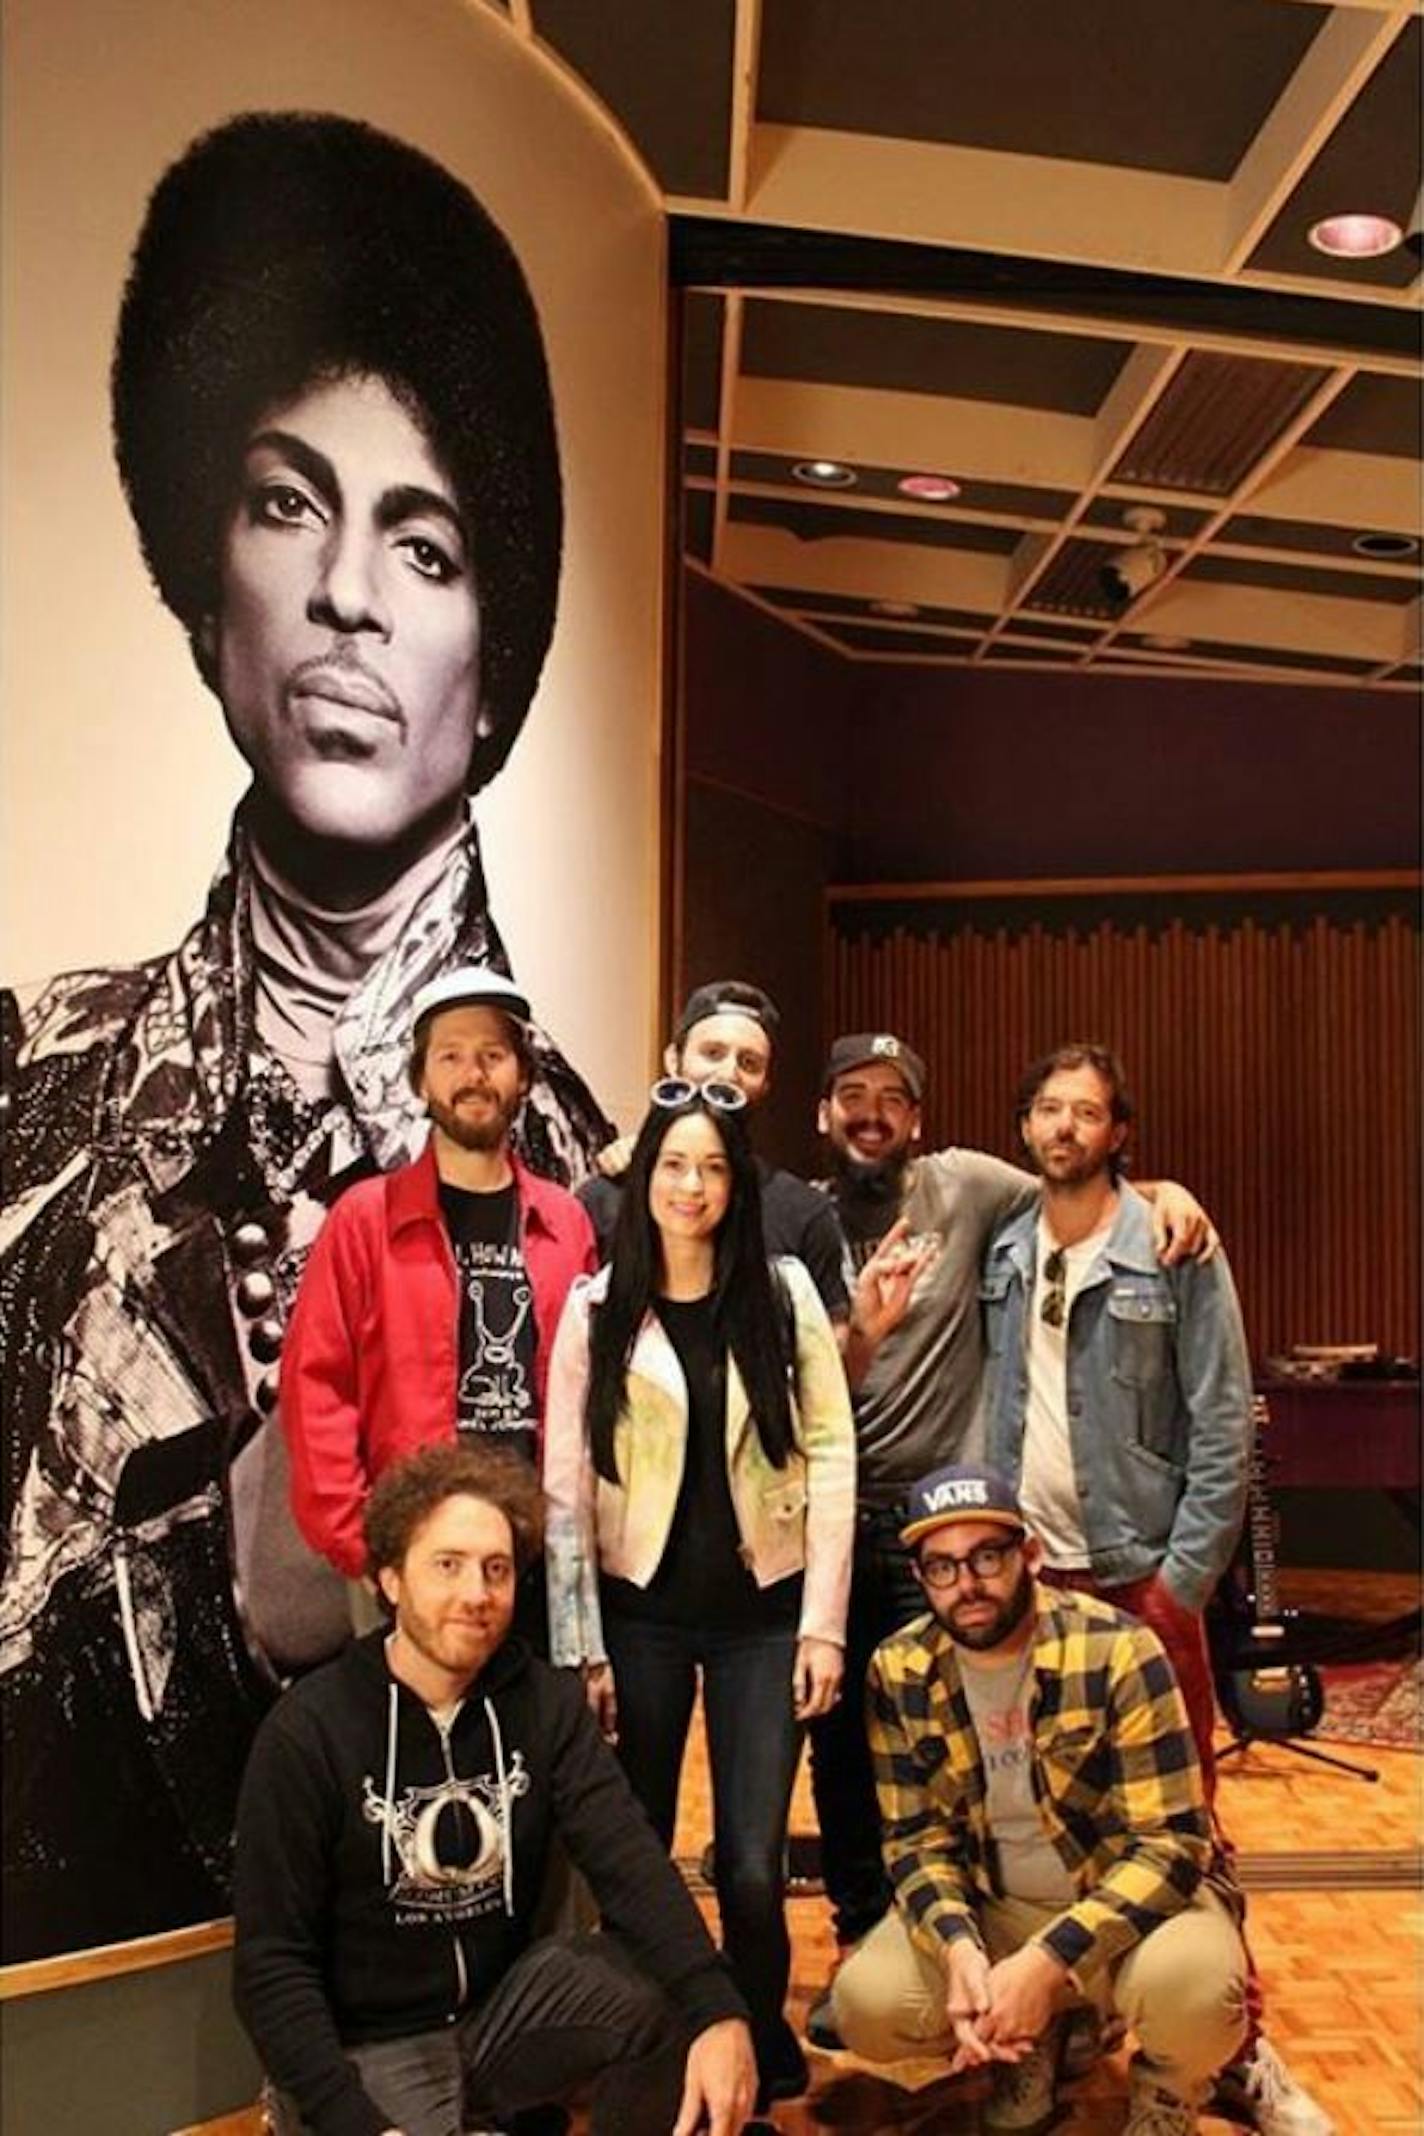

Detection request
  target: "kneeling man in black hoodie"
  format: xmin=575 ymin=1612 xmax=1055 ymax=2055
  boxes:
xmin=234 ymin=1442 xmax=756 ymax=2136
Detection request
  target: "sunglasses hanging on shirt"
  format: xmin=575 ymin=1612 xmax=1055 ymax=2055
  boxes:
xmin=1040 ymin=1246 xmax=1067 ymax=1329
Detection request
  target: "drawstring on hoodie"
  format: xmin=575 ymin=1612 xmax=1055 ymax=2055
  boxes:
xmin=485 ymin=1696 xmax=514 ymax=1917
xmin=381 ymin=1681 xmax=399 ymax=1889
xmin=378 ymin=1667 xmax=515 ymax=1919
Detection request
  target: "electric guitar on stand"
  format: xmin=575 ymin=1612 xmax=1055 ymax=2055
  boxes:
xmin=1210 ymin=1393 xmax=1377 ymax=1780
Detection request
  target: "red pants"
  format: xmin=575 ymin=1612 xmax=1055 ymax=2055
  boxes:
xmin=1036 ymin=1567 xmax=1219 ymax=1804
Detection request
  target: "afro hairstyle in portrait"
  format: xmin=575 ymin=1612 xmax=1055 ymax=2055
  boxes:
xmin=111 ymin=111 xmax=563 ymax=792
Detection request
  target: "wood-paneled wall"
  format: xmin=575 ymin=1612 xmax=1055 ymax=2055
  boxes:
xmin=827 ymin=893 xmax=1420 ymax=1362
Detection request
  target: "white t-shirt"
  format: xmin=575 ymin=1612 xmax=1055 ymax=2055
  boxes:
xmin=1019 ymin=1209 xmax=1114 ymax=1570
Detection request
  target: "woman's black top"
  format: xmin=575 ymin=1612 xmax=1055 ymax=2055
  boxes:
xmin=601 ymin=1292 xmax=801 ymax=1634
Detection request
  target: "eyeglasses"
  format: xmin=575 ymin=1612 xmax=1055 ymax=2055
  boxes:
xmin=1040 ymin=1246 xmax=1066 ymax=1329
xmin=917 ymin=1533 xmax=1025 ymax=1590
xmin=649 ymin=1075 xmax=748 ymax=1114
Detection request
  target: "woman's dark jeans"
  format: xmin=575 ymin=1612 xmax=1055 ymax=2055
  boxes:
xmin=603 ymin=1611 xmax=802 ymax=2074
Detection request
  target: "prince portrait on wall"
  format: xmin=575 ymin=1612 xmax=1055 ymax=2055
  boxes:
xmin=1 ymin=112 xmax=611 ymax=1962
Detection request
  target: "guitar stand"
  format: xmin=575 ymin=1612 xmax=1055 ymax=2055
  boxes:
xmin=1217 ymin=1728 xmax=1379 ymax=1782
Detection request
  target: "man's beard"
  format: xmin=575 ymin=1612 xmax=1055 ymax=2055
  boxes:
xmin=1033 ymin=1136 xmax=1109 ymax=1188
xmin=827 ymin=1142 xmax=911 ymax=1241
xmin=395 ymin=1593 xmax=510 ymax=1688
xmin=427 ymin=1088 xmax=520 ymax=1153
xmin=942 ymin=1565 xmax=1035 ymax=1653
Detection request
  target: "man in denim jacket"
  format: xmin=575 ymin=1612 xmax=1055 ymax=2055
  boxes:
xmin=979 ymin=1044 xmax=1332 ymax=2136
xmin=980 ymin=1041 xmax=1249 ymax=1749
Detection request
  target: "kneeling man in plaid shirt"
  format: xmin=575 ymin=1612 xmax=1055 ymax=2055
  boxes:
xmin=832 ymin=1462 xmax=1248 ymax=2136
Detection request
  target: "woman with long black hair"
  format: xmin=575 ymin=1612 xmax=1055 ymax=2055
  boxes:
xmin=543 ymin=1081 xmax=854 ymax=2108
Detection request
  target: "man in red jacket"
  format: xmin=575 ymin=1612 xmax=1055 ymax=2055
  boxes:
xmin=283 ymin=967 xmax=597 ymax=1636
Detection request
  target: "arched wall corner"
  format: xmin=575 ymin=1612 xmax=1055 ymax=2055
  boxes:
xmin=0 ymin=0 xmax=670 ymax=1999
xmin=1 ymin=0 xmax=669 ymax=1125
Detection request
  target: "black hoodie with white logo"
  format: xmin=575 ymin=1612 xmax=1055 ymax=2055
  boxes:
xmin=233 ymin=1628 xmax=744 ymax=2136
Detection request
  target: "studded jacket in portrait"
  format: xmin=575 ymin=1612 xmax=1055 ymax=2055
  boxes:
xmin=0 ymin=812 xmax=611 ymax=1962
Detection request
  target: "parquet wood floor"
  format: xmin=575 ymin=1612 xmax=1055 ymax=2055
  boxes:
xmin=670 ymin=1753 xmax=1422 ymax=2136
xmin=662 ymin=1568 xmax=1423 ymax=2135
xmin=193 ymin=1570 xmax=1421 ymax=2133
xmin=1276 ymin=1568 xmax=1420 ymax=1625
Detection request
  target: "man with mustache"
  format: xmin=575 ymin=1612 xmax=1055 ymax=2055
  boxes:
xmin=236 ymin=1442 xmax=756 ymax=2136
xmin=980 ymin=1043 xmax=1249 ymax=1761
xmin=804 ymin=1032 xmax=1216 ymax=2045
xmin=282 ymin=968 xmax=596 ymax=1641
xmin=830 ymin=1461 xmax=1250 ymax=2136
xmin=977 ymin=1045 xmax=1330 ymax=2135
xmin=0 ymin=113 xmax=610 ymax=1962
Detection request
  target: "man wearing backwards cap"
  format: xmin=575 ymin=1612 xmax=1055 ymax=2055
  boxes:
xmin=283 ymin=967 xmax=597 ymax=1617
xmin=579 ymin=980 xmax=851 ymax=1329
xmin=832 ymin=1461 xmax=1248 ymax=2136
xmin=806 ymin=1031 xmax=1214 ymax=2036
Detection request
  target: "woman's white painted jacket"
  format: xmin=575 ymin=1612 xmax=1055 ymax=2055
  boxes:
xmin=542 ymin=1256 xmax=855 ymax=1666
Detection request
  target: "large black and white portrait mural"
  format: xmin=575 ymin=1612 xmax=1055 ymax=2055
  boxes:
xmin=2 ymin=0 xmax=665 ymax=1965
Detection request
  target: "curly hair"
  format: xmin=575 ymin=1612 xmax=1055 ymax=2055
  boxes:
xmin=111 ymin=110 xmax=562 ymax=792
xmin=363 ymin=1442 xmax=546 ymax=1585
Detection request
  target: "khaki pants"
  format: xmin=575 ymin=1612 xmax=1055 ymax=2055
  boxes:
xmin=833 ymin=1886 xmax=1247 ymax=2103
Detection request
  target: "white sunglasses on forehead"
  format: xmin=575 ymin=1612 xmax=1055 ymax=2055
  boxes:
xmin=649 ymin=1075 xmax=748 ymax=1115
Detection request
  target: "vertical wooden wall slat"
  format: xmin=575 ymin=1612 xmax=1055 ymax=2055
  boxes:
xmin=827 ymin=904 xmax=1420 ymax=1361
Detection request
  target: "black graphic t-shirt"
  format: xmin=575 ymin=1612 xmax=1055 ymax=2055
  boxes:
xmin=439 ymin=1180 xmax=539 ymax=1467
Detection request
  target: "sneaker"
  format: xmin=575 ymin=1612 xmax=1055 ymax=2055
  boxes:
xmin=1123 ymin=2066 xmax=1195 ymax=2136
xmin=1211 ymin=2038 xmax=1336 ymax=2135
xmin=984 ymin=2020 xmax=1064 ymax=2134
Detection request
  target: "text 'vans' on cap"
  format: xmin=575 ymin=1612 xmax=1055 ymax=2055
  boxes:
xmin=901 ymin=1463 xmax=1024 ymax=1548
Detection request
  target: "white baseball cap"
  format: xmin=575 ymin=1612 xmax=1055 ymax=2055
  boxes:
xmin=410 ymin=966 xmax=532 ymax=1032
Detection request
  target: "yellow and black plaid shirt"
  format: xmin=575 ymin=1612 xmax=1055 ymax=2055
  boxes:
xmin=867 ymin=1586 xmax=1240 ymax=1985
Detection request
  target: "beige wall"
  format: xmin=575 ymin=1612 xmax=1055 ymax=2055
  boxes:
xmin=0 ymin=0 xmax=666 ymax=1124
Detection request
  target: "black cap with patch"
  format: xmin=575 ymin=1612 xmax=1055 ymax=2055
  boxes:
xmin=822 ymin=1032 xmax=926 ymax=1103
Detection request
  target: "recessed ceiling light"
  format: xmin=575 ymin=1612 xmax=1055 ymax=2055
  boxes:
xmin=1142 ymin=634 xmax=1191 ymax=652
xmin=1352 ymin=531 xmax=1419 ymax=560
xmin=897 ymin=473 xmax=962 ymax=502
xmin=869 ymin=599 xmax=922 ymax=619
xmin=792 ymin=459 xmax=856 ymax=488
xmin=1307 ymin=213 xmax=1404 ymax=260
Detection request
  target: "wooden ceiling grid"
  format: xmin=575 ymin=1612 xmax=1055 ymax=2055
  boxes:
xmin=496 ymin=0 xmax=1421 ymax=689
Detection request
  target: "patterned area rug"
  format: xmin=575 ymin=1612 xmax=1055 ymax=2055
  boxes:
xmin=1315 ymin=1656 xmax=1422 ymax=1749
